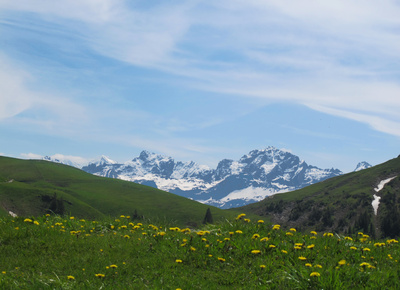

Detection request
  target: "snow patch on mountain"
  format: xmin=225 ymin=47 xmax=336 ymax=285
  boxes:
xmin=374 ymin=176 xmax=397 ymax=192
xmin=354 ymin=161 xmax=372 ymax=172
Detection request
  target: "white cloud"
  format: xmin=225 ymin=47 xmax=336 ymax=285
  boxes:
xmin=20 ymin=153 xmax=43 ymax=159
xmin=1 ymin=0 xmax=400 ymax=142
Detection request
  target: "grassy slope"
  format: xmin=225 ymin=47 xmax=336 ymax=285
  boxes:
xmin=0 ymin=156 xmax=240 ymax=226
xmin=238 ymin=156 xmax=400 ymax=235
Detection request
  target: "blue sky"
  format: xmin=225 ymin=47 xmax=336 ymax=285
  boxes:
xmin=1 ymin=1 xmax=400 ymax=172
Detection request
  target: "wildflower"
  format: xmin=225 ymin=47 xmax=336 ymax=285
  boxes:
xmin=290 ymin=228 xmax=296 ymax=232
xmin=218 ymin=257 xmax=226 ymax=262
xmin=315 ymin=264 xmax=323 ymax=268
xmin=236 ymin=213 xmax=246 ymax=220
xmin=67 ymin=275 xmax=75 ymax=280
xmin=244 ymin=218 xmax=251 ymax=223
xmin=110 ymin=265 xmax=117 ymax=268
xmin=362 ymin=248 xmax=371 ymax=252
xmin=350 ymin=246 xmax=357 ymax=250
xmin=260 ymin=237 xmax=269 ymax=242
xmin=124 ymin=235 xmax=130 ymax=239
xmin=281 ymin=250 xmax=288 ymax=254
xmin=294 ymin=246 xmax=302 ymax=250
xmin=24 ymin=218 xmax=33 ymax=223
xmin=229 ymin=232 xmax=234 ymax=236
xmin=258 ymin=220 xmax=264 ymax=223
xmin=251 ymin=250 xmax=261 ymax=254
xmin=95 ymin=273 xmax=105 ymax=278
xmin=272 ymin=224 xmax=280 ymax=230
xmin=224 ymin=238 xmax=230 ymax=241
xmin=190 ymin=246 xmax=196 ymax=251
xmin=2 ymin=271 xmax=6 ymax=274
xmin=310 ymin=231 xmax=317 ymax=235
xmin=70 ymin=217 xmax=75 ymax=220
xmin=269 ymin=245 xmax=276 ymax=248
xmin=235 ymin=230 xmax=243 ymax=234
xmin=298 ymin=256 xmax=307 ymax=261
xmin=310 ymin=272 xmax=320 ymax=277
xmin=158 ymin=232 xmax=166 ymax=236
xmin=338 ymin=260 xmax=346 ymax=266
xmin=260 ymin=265 xmax=266 ymax=269
xmin=252 ymin=234 xmax=260 ymax=239
xmin=360 ymin=262 xmax=370 ymax=267
xmin=307 ymin=244 xmax=315 ymax=249
xmin=305 ymin=263 xmax=312 ymax=267
xmin=175 ymin=259 xmax=183 ymax=263
xmin=286 ymin=232 xmax=293 ymax=236
xmin=358 ymin=232 xmax=364 ymax=235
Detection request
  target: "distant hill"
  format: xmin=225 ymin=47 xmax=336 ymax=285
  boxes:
xmin=0 ymin=156 xmax=239 ymax=226
xmin=238 ymin=156 xmax=400 ymax=238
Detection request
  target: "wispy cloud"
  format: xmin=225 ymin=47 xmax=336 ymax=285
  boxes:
xmin=1 ymin=0 xmax=400 ymax=166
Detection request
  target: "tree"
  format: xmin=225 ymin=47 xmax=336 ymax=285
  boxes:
xmin=203 ymin=208 xmax=213 ymax=224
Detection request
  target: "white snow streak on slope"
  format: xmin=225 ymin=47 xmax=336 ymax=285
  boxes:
xmin=374 ymin=176 xmax=397 ymax=192
xmin=372 ymin=195 xmax=381 ymax=215
xmin=372 ymin=176 xmax=397 ymax=215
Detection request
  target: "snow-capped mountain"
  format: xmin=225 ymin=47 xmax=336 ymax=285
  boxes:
xmin=81 ymin=147 xmax=343 ymax=208
xmin=42 ymin=155 xmax=88 ymax=169
xmin=354 ymin=161 xmax=372 ymax=172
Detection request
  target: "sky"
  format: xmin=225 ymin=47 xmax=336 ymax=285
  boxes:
xmin=1 ymin=0 xmax=400 ymax=173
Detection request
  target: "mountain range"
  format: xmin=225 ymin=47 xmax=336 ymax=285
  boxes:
xmin=43 ymin=147 xmax=371 ymax=208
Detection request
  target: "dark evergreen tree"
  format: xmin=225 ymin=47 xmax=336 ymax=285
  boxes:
xmin=203 ymin=208 xmax=213 ymax=224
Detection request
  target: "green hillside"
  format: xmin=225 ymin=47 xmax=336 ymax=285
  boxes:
xmin=238 ymin=155 xmax=400 ymax=238
xmin=0 ymin=156 xmax=239 ymax=226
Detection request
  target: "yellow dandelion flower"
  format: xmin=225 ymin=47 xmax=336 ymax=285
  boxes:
xmin=252 ymin=234 xmax=260 ymax=239
xmin=251 ymin=250 xmax=261 ymax=254
xmin=236 ymin=213 xmax=246 ymax=220
xmin=310 ymin=231 xmax=317 ymax=235
xmin=310 ymin=272 xmax=320 ymax=277
xmin=67 ymin=275 xmax=75 ymax=280
xmin=70 ymin=216 xmax=75 ymax=220
xmin=235 ymin=230 xmax=243 ymax=234
xmin=190 ymin=246 xmax=196 ymax=251
xmin=307 ymin=244 xmax=315 ymax=249
xmin=269 ymin=244 xmax=276 ymax=248
xmin=298 ymin=256 xmax=307 ymax=261
xmin=2 ymin=271 xmax=6 ymax=274
xmin=315 ymin=264 xmax=322 ymax=268
xmin=305 ymin=263 xmax=312 ymax=267
xmin=338 ymin=260 xmax=346 ymax=266
xmin=124 ymin=235 xmax=130 ymax=239
xmin=272 ymin=225 xmax=280 ymax=230
xmin=350 ymin=246 xmax=357 ymax=250
xmin=95 ymin=273 xmax=105 ymax=278
xmin=362 ymin=248 xmax=371 ymax=252
xmin=258 ymin=220 xmax=264 ymax=223
xmin=294 ymin=246 xmax=302 ymax=250
xmin=260 ymin=237 xmax=269 ymax=242
xmin=286 ymin=232 xmax=293 ymax=236
xmin=260 ymin=265 xmax=266 ymax=269
xmin=110 ymin=265 xmax=117 ymax=268
xmin=24 ymin=218 xmax=32 ymax=223
xmin=175 ymin=259 xmax=183 ymax=263
xmin=244 ymin=218 xmax=251 ymax=223
xmin=218 ymin=257 xmax=226 ymax=262
xmin=281 ymin=250 xmax=288 ymax=254
xmin=290 ymin=228 xmax=296 ymax=232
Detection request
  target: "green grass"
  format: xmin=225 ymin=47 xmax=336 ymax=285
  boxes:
xmin=0 ymin=156 xmax=240 ymax=226
xmin=1 ymin=214 xmax=399 ymax=289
